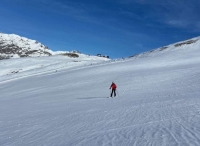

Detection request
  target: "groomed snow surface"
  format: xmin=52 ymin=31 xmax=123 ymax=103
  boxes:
xmin=1 ymin=43 xmax=200 ymax=146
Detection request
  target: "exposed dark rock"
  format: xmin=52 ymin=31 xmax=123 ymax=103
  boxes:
xmin=174 ymin=40 xmax=198 ymax=47
xmin=60 ymin=53 xmax=79 ymax=58
xmin=0 ymin=33 xmax=52 ymax=60
xmin=159 ymin=46 xmax=168 ymax=51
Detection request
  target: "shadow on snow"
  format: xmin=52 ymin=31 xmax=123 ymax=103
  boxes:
xmin=76 ymin=97 xmax=108 ymax=100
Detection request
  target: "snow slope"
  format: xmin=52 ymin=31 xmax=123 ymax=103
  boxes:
xmin=0 ymin=54 xmax=109 ymax=83
xmin=1 ymin=37 xmax=200 ymax=146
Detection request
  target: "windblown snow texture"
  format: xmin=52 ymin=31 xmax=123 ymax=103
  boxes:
xmin=1 ymin=37 xmax=200 ymax=146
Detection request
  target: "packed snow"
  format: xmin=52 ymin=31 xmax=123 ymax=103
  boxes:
xmin=1 ymin=38 xmax=200 ymax=146
xmin=0 ymin=54 xmax=109 ymax=83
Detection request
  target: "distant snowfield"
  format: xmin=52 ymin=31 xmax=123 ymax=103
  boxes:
xmin=0 ymin=54 xmax=109 ymax=83
xmin=1 ymin=41 xmax=200 ymax=146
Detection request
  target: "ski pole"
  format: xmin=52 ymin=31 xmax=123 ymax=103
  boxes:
xmin=109 ymin=88 xmax=111 ymax=97
xmin=116 ymin=89 xmax=119 ymax=97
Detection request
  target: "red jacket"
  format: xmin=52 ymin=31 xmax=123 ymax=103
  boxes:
xmin=110 ymin=83 xmax=117 ymax=89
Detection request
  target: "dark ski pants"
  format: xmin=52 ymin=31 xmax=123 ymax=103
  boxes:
xmin=110 ymin=89 xmax=116 ymax=97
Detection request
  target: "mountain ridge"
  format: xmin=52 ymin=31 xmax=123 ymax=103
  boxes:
xmin=129 ymin=36 xmax=200 ymax=58
xmin=0 ymin=33 xmax=56 ymax=60
xmin=1 ymin=32 xmax=200 ymax=60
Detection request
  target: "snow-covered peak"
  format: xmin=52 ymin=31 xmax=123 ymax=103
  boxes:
xmin=0 ymin=32 xmax=55 ymax=59
xmin=0 ymin=32 xmax=111 ymax=61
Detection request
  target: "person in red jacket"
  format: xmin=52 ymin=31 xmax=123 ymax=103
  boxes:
xmin=109 ymin=82 xmax=117 ymax=97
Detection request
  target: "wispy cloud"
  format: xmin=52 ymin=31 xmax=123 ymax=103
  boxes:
xmin=166 ymin=20 xmax=189 ymax=28
xmin=116 ymin=0 xmax=200 ymax=32
xmin=40 ymin=0 xmax=87 ymax=17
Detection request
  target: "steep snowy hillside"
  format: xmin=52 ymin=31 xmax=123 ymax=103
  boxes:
xmin=130 ymin=36 xmax=200 ymax=59
xmin=1 ymin=37 xmax=200 ymax=146
xmin=0 ymin=33 xmax=55 ymax=59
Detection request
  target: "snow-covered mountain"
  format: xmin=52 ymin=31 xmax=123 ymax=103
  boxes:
xmin=130 ymin=36 xmax=200 ymax=58
xmin=1 ymin=36 xmax=200 ymax=146
xmin=0 ymin=33 xmax=56 ymax=59
xmin=0 ymin=32 xmax=109 ymax=61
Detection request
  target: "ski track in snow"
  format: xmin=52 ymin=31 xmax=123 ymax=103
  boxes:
xmin=1 ymin=46 xmax=200 ymax=145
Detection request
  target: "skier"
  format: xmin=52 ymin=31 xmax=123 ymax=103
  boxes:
xmin=109 ymin=82 xmax=117 ymax=97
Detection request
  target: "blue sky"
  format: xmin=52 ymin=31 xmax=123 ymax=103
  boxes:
xmin=0 ymin=0 xmax=200 ymax=58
